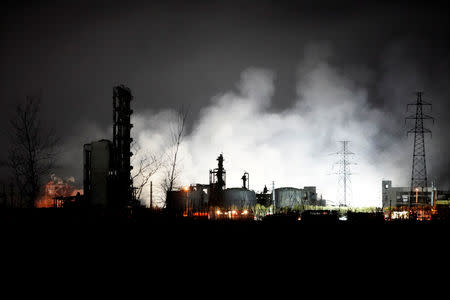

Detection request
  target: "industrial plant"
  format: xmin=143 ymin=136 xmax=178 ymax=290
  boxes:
xmin=85 ymin=89 xmax=449 ymax=223
xmin=378 ymin=92 xmax=450 ymax=221
xmin=381 ymin=180 xmax=450 ymax=221
xmin=75 ymin=85 xmax=331 ymax=221
xmin=1 ymin=86 xmax=449 ymax=225
xmin=166 ymin=153 xmax=326 ymax=219
xmin=83 ymin=85 xmax=138 ymax=209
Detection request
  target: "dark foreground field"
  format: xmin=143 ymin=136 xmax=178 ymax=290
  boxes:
xmin=1 ymin=208 xmax=448 ymax=251
xmin=2 ymin=208 xmax=449 ymax=286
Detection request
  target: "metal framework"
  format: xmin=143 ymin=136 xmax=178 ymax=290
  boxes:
xmin=209 ymin=154 xmax=226 ymax=207
xmin=112 ymin=85 xmax=134 ymax=207
xmin=332 ymin=141 xmax=355 ymax=207
xmin=209 ymin=154 xmax=226 ymax=190
xmin=405 ymin=91 xmax=433 ymax=206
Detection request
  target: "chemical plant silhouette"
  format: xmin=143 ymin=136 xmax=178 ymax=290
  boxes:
xmin=1 ymin=86 xmax=449 ymax=227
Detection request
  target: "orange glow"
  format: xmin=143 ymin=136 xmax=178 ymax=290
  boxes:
xmin=192 ymin=212 xmax=208 ymax=217
xmin=183 ymin=186 xmax=189 ymax=192
xmin=35 ymin=176 xmax=82 ymax=208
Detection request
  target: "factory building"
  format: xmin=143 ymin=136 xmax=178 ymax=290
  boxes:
xmin=381 ymin=180 xmax=436 ymax=208
xmin=381 ymin=179 xmax=450 ymax=208
xmin=83 ymin=139 xmax=113 ymax=207
xmin=381 ymin=180 xmax=411 ymax=208
xmin=304 ymin=186 xmax=318 ymax=204
xmin=382 ymin=180 xmax=450 ymax=220
xmin=83 ymin=85 xmax=135 ymax=208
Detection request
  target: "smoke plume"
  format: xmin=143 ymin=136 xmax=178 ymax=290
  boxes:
xmin=131 ymin=44 xmax=415 ymax=207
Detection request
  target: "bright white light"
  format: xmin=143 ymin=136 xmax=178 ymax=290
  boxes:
xmin=130 ymin=48 xmax=412 ymax=208
xmin=339 ymin=216 xmax=347 ymax=221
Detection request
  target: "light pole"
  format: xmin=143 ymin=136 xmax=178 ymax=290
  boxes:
xmin=149 ymin=181 xmax=153 ymax=210
xmin=184 ymin=186 xmax=189 ymax=217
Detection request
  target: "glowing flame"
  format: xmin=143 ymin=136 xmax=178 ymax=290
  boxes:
xmin=35 ymin=175 xmax=82 ymax=208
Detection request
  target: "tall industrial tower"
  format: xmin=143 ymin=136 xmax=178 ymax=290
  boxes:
xmin=333 ymin=141 xmax=355 ymax=207
xmin=209 ymin=153 xmax=226 ymax=208
xmin=112 ymin=85 xmax=134 ymax=207
xmin=209 ymin=154 xmax=226 ymax=191
xmin=405 ymin=92 xmax=433 ymax=206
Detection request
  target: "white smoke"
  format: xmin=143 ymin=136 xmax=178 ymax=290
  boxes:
xmin=131 ymin=45 xmax=412 ymax=208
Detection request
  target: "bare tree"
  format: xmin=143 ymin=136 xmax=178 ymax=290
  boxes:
xmin=8 ymin=96 xmax=59 ymax=208
xmin=131 ymin=141 xmax=162 ymax=203
xmin=161 ymin=106 xmax=189 ymax=204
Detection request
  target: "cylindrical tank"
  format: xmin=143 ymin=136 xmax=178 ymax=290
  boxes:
xmin=275 ymin=187 xmax=305 ymax=211
xmin=166 ymin=189 xmax=208 ymax=215
xmin=221 ymin=188 xmax=256 ymax=211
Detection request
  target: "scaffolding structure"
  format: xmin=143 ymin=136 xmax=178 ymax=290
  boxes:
xmin=112 ymin=85 xmax=134 ymax=207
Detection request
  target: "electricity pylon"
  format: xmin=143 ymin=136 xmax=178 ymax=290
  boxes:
xmin=405 ymin=91 xmax=434 ymax=206
xmin=332 ymin=141 xmax=355 ymax=207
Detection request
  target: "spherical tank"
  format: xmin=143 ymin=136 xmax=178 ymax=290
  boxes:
xmin=222 ymin=188 xmax=256 ymax=211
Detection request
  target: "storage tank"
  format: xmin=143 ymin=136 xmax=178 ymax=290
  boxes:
xmin=166 ymin=188 xmax=208 ymax=216
xmin=275 ymin=187 xmax=305 ymax=211
xmin=221 ymin=188 xmax=257 ymax=211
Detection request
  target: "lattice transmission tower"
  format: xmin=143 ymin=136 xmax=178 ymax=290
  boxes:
xmin=405 ymin=91 xmax=434 ymax=206
xmin=332 ymin=141 xmax=356 ymax=207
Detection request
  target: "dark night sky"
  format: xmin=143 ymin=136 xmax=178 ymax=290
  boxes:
xmin=1 ymin=0 xmax=449 ymax=205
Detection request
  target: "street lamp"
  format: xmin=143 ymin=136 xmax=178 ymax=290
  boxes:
xmin=184 ymin=186 xmax=189 ymax=216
